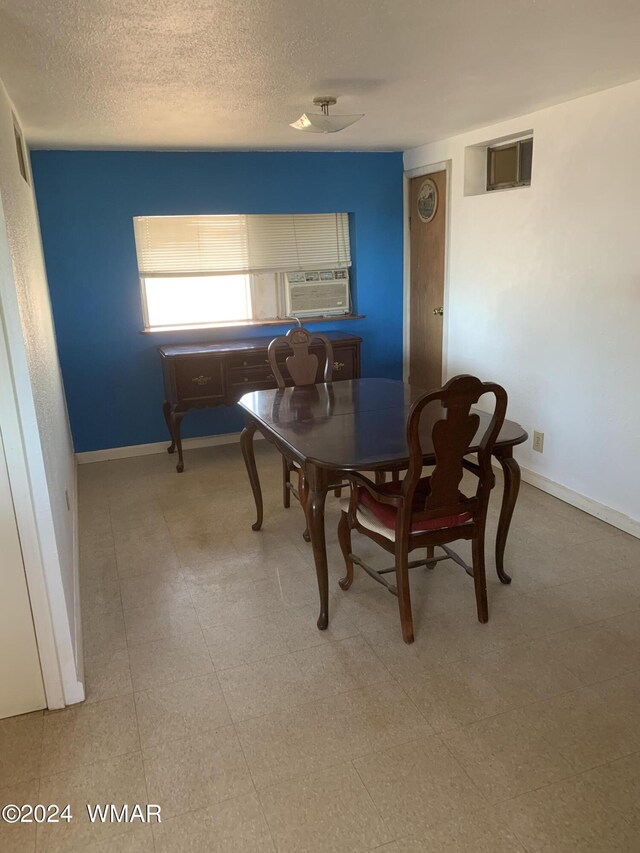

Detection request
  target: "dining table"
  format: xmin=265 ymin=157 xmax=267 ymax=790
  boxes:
xmin=238 ymin=378 xmax=528 ymax=631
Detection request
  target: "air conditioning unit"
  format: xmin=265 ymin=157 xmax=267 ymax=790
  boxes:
xmin=284 ymin=269 xmax=350 ymax=317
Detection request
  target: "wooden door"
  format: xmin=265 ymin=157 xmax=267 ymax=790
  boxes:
xmin=0 ymin=426 xmax=45 ymax=718
xmin=408 ymin=170 xmax=446 ymax=390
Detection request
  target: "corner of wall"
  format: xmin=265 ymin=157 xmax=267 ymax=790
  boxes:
xmin=71 ymin=457 xmax=84 ymax=691
xmin=0 ymin=77 xmax=82 ymax=708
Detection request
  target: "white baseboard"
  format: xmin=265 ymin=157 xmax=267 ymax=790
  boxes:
xmin=62 ymin=678 xmax=86 ymax=707
xmin=518 ymin=465 xmax=640 ymax=540
xmin=75 ymin=431 xmax=261 ymax=464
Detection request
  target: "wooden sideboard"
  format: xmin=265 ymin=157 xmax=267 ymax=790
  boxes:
xmin=159 ymin=331 xmax=362 ymax=471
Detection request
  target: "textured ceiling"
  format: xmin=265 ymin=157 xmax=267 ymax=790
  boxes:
xmin=1 ymin=0 xmax=640 ymax=150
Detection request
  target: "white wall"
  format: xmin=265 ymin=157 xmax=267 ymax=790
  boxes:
xmin=0 ymin=78 xmax=82 ymax=705
xmin=404 ymin=79 xmax=640 ymax=532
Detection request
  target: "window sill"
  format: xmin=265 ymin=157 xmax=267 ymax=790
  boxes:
xmin=486 ymin=181 xmax=531 ymax=192
xmin=140 ymin=315 xmax=365 ymax=334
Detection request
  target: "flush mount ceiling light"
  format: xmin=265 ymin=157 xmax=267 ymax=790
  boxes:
xmin=290 ymin=96 xmax=364 ymax=134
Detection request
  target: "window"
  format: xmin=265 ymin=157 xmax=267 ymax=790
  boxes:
xmin=134 ymin=213 xmax=352 ymax=331
xmin=143 ymin=275 xmax=252 ymax=329
xmin=486 ymin=137 xmax=533 ymax=191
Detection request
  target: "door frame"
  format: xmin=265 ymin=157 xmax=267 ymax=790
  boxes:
xmin=0 ymin=196 xmax=83 ymax=709
xmin=403 ymin=159 xmax=453 ymax=383
xmin=0 ymin=310 xmax=67 ymax=707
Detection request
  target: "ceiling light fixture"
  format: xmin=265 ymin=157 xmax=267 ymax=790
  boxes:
xmin=290 ymin=96 xmax=363 ymax=134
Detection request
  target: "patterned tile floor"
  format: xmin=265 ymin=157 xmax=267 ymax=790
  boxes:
xmin=2 ymin=440 xmax=640 ymax=852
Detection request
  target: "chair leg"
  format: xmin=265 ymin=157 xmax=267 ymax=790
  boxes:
xmin=426 ymin=545 xmax=436 ymax=569
xmin=282 ymin=455 xmax=291 ymax=508
xmin=395 ymin=547 xmax=414 ymax=644
xmin=338 ymin=511 xmax=354 ymax=590
xmin=471 ymin=532 xmax=489 ymax=623
xmin=299 ymin=471 xmax=311 ymax=542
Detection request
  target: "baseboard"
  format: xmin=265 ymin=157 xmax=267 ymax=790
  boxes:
xmin=63 ymin=678 xmax=86 ymax=707
xmin=75 ymin=431 xmax=259 ymax=464
xmin=518 ymin=464 xmax=640 ymax=540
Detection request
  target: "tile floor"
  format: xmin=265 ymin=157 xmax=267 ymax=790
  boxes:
xmin=2 ymin=440 xmax=640 ymax=852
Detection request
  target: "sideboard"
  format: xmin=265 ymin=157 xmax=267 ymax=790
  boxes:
xmin=159 ymin=331 xmax=362 ymax=471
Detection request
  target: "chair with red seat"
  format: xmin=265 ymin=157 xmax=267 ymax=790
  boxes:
xmin=337 ymin=374 xmax=507 ymax=643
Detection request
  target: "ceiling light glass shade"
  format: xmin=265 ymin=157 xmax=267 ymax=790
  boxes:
xmin=289 ymin=113 xmax=364 ymax=133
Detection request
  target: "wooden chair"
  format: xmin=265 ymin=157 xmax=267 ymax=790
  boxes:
xmin=268 ymin=326 xmax=333 ymax=389
xmin=268 ymin=326 xmax=338 ymax=539
xmin=337 ymin=374 xmax=507 ymax=643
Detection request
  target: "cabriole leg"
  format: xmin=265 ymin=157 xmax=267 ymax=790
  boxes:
xmin=495 ymin=449 xmax=521 ymax=584
xmin=240 ymin=421 xmax=263 ymax=531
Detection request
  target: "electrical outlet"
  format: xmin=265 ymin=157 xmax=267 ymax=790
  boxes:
xmin=533 ymin=431 xmax=544 ymax=453
xmin=65 ymin=489 xmax=71 ymax=511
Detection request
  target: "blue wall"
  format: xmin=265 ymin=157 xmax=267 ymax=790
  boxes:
xmin=31 ymin=151 xmax=404 ymax=452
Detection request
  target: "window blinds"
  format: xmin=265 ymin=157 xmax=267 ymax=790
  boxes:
xmin=133 ymin=213 xmax=351 ymax=277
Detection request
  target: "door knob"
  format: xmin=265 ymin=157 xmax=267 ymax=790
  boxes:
xmin=433 ymin=307 xmax=444 ymax=316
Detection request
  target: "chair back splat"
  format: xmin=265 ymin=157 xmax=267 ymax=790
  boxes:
xmin=268 ymin=327 xmax=334 ymax=388
xmin=267 ymin=325 xmax=338 ymax=543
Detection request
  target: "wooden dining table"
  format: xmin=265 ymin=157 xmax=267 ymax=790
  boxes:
xmin=238 ymin=378 xmax=528 ymax=631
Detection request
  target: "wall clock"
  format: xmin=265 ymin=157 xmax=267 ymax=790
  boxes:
xmin=417 ymin=178 xmax=438 ymax=223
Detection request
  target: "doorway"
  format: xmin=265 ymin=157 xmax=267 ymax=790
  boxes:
xmin=407 ymin=169 xmax=447 ymax=390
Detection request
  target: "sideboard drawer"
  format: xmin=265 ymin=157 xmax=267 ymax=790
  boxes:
xmin=228 ymin=345 xmax=329 ymax=372
xmin=175 ymin=358 xmax=225 ymax=403
xmin=228 ymin=352 xmax=272 ymax=370
xmin=326 ymin=346 xmax=357 ymax=381
xmin=228 ymin=365 xmax=277 ymax=390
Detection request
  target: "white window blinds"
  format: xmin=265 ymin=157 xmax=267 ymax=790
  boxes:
xmin=133 ymin=213 xmax=351 ymax=277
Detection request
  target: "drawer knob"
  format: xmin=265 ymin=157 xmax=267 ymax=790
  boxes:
xmin=333 ymin=361 xmax=345 ymax=371
xmin=192 ymin=375 xmax=212 ymax=386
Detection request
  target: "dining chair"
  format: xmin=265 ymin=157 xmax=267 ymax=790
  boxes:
xmin=337 ymin=374 xmax=508 ymax=643
xmin=267 ymin=326 xmax=339 ymax=539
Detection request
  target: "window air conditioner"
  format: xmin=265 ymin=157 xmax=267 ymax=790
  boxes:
xmin=285 ymin=270 xmax=350 ymax=317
